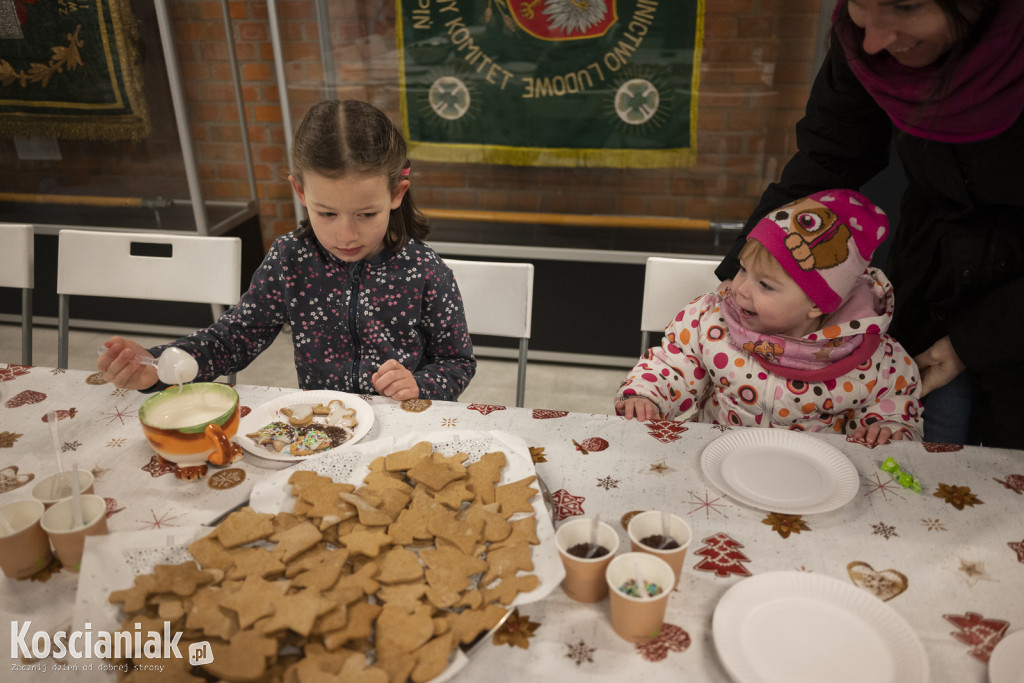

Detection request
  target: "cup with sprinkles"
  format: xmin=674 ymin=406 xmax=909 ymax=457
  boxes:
xmin=605 ymin=552 xmax=675 ymax=643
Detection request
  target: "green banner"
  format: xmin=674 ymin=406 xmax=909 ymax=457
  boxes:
xmin=397 ymin=0 xmax=704 ymax=168
xmin=0 ymin=0 xmax=149 ymax=141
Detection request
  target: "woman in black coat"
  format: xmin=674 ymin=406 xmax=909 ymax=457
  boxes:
xmin=716 ymin=0 xmax=1024 ymax=449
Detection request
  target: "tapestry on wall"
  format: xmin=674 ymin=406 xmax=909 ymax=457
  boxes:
xmin=396 ymin=0 xmax=703 ymax=168
xmin=0 ymin=0 xmax=149 ymax=141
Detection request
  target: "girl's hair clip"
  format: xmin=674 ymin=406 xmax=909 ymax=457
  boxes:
xmin=401 ymin=166 xmax=411 ymax=177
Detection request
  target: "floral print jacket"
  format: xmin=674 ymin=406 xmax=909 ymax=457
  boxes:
xmin=154 ymin=231 xmax=475 ymax=400
xmin=616 ymin=269 xmax=923 ymax=439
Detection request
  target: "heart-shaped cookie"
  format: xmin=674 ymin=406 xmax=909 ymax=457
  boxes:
xmin=847 ymin=561 xmax=908 ymax=601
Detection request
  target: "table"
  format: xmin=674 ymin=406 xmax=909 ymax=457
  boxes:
xmin=2 ymin=364 xmax=1022 ymax=682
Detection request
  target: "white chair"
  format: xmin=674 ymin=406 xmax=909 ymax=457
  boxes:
xmin=56 ymin=230 xmax=242 ymax=380
xmin=0 ymin=223 xmax=35 ymax=365
xmin=640 ymin=256 xmax=722 ymax=353
xmin=444 ymin=259 xmax=534 ymax=408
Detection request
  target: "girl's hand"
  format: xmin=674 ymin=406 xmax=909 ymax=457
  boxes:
xmin=852 ymin=423 xmax=905 ymax=446
xmin=98 ymin=336 xmax=159 ymax=390
xmin=618 ymin=396 xmax=660 ymax=421
xmin=372 ymin=359 xmax=420 ymax=401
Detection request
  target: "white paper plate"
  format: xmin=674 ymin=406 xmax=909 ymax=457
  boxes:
xmin=701 ymin=429 xmax=859 ymax=514
xmin=237 ymin=390 xmax=375 ymax=462
xmin=989 ymin=629 xmax=1024 ymax=683
xmin=713 ymin=571 xmax=928 ymax=683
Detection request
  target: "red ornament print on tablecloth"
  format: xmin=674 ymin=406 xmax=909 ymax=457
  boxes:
xmin=0 ymin=431 xmax=23 ymax=448
xmin=573 ymin=437 xmax=608 ymax=454
xmin=993 ymin=474 xmax=1024 ymax=494
xmin=4 ymin=389 xmax=46 ymax=408
xmin=468 ymin=404 xmax=506 ymax=416
xmin=565 ymin=640 xmax=596 ymax=666
xmin=934 ymin=483 xmax=984 ymax=510
xmin=41 ymin=408 xmax=77 ymax=422
xmin=636 ymin=622 xmax=691 ymax=662
xmin=924 ymin=442 xmax=964 ymax=453
xmin=532 ymin=409 xmax=568 ymax=419
xmin=1008 ymin=538 xmax=1024 ymax=563
xmin=762 ymin=512 xmax=810 ymax=539
xmin=0 ymin=364 xmax=31 ymax=382
xmin=141 ymin=454 xmax=177 ymax=478
xmin=693 ymin=532 xmax=752 ymax=578
xmin=239 ymin=405 xmax=252 ymax=419
xmin=0 ymin=465 xmax=34 ymax=493
xmin=645 ymin=420 xmax=688 ymax=444
xmin=551 ymin=489 xmax=585 ymax=522
xmin=104 ymin=497 xmax=125 ymax=518
xmin=944 ymin=612 xmax=1010 ymax=663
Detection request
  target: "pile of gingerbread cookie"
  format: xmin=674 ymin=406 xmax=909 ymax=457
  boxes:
xmin=246 ymin=400 xmax=358 ymax=456
xmin=107 ymin=441 xmax=541 ymax=682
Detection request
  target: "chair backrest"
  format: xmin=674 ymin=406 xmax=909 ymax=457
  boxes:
xmin=0 ymin=223 xmax=35 ymax=365
xmin=56 ymin=229 xmax=243 ymax=371
xmin=640 ymin=256 xmax=721 ymax=352
xmin=444 ymin=259 xmax=534 ymax=407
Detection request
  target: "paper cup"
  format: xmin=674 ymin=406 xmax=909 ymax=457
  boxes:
xmin=0 ymin=500 xmax=52 ymax=579
xmin=627 ymin=511 xmax=693 ymax=588
xmin=555 ymin=518 xmax=619 ymax=602
xmin=32 ymin=469 xmax=95 ymax=508
xmin=40 ymin=494 xmax=108 ymax=573
xmin=606 ymin=552 xmax=675 ymax=643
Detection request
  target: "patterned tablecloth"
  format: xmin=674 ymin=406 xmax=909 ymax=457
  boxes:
xmin=2 ymin=364 xmax=1023 ymax=682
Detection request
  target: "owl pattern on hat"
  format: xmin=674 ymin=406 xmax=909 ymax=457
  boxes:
xmin=748 ymin=189 xmax=889 ymax=313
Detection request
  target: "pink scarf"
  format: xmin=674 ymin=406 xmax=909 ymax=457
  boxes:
xmin=833 ymin=0 xmax=1024 ymax=143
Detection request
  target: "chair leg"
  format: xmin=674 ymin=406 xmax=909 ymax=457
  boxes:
xmin=57 ymin=294 xmax=70 ymax=369
xmin=640 ymin=331 xmax=651 ymax=356
xmin=21 ymin=288 xmax=32 ymax=366
xmin=515 ymin=338 xmax=528 ymax=408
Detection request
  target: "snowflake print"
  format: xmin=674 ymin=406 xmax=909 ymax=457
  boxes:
xmin=107 ymin=437 xmax=128 ymax=448
xmin=137 ymin=509 xmax=185 ymax=530
xmin=49 ymin=368 xmax=67 ymax=376
xmin=687 ymin=489 xmax=732 ymax=519
xmin=99 ymin=405 xmax=137 ymax=426
xmin=552 ymin=489 xmax=585 ymax=522
xmin=871 ymin=522 xmax=898 ymax=540
xmin=565 ymin=639 xmax=595 ymax=666
xmin=862 ymin=473 xmax=906 ymax=501
xmin=711 ymin=424 xmax=731 ymax=432
xmin=441 ymin=418 xmax=458 ymax=428
xmin=110 ymin=387 xmax=131 ymax=398
xmin=596 ymin=476 xmax=619 ymax=490
xmin=922 ymin=518 xmax=947 ymax=531
xmin=62 ymin=440 xmax=82 ymax=452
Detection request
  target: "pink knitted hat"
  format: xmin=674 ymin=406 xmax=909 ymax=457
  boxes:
xmin=747 ymin=189 xmax=889 ymax=313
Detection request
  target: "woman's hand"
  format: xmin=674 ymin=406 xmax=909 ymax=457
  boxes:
xmin=617 ymin=396 xmax=661 ymax=421
xmin=914 ymin=336 xmax=966 ymax=397
xmin=97 ymin=336 xmax=158 ymax=390
xmin=372 ymin=359 xmax=420 ymax=401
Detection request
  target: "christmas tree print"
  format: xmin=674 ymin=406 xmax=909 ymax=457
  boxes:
xmin=944 ymin=612 xmax=1010 ymax=663
xmin=693 ymin=532 xmax=752 ymax=577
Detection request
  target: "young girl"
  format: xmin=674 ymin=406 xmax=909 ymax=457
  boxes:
xmin=99 ymin=100 xmax=475 ymax=401
xmin=618 ymin=189 xmax=922 ymax=445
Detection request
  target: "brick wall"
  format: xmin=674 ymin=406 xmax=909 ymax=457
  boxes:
xmin=0 ymin=0 xmax=825 ymax=250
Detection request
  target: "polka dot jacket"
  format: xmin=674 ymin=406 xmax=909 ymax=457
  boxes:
xmin=616 ymin=268 xmax=923 ymax=438
xmin=152 ymin=230 xmax=476 ymax=400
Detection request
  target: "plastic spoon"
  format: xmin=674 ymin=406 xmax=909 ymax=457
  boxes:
xmin=586 ymin=515 xmax=602 ymax=558
xmin=69 ymin=462 xmax=84 ymax=529
xmin=99 ymin=346 xmax=199 ymax=385
xmin=659 ymin=511 xmax=673 ymax=549
xmin=633 ymin=558 xmax=652 ymax=599
xmin=47 ymin=410 xmax=69 ymax=499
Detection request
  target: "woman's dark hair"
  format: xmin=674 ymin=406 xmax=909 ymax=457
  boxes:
xmin=830 ymin=0 xmax=1001 ymax=101
xmin=291 ymin=100 xmax=430 ymax=252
